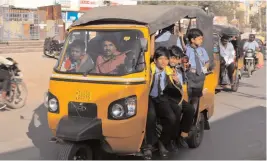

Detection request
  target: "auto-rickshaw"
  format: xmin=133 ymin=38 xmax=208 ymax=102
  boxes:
xmin=213 ymin=24 xmax=243 ymax=92
xmin=45 ymin=5 xmax=218 ymax=159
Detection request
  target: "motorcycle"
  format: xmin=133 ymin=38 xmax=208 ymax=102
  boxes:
xmin=0 ymin=58 xmax=27 ymax=109
xmin=244 ymin=49 xmax=257 ymax=77
xmin=43 ymin=36 xmax=64 ymax=59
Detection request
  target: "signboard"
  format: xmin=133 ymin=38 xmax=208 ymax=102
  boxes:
xmin=58 ymin=0 xmax=71 ymax=8
xmin=67 ymin=11 xmax=79 ymax=22
xmin=57 ymin=0 xmax=80 ymax=11
xmin=78 ymin=12 xmax=84 ymax=18
xmin=80 ymin=0 xmax=99 ymax=11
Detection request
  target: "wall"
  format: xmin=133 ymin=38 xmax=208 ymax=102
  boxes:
xmin=3 ymin=21 xmax=22 ymax=39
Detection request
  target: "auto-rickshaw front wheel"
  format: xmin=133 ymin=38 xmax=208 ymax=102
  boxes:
xmin=57 ymin=142 xmax=93 ymax=160
xmin=186 ymin=113 xmax=205 ymax=148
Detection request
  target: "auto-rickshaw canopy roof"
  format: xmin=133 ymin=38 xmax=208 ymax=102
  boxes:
xmin=71 ymin=5 xmax=211 ymax=34
xmin=213 ymin=24 xmax=240 ymax=36
xmin=70 ymin=5 xmax=215 ymax=68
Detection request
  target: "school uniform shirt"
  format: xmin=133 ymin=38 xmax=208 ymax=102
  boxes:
xmin=219 ymin=41 xmax=235 ymax=65
xmin=150 ymin=67 xmax=167 ymax=98
xmin=185 ymin=45 xmax=209 ymax=73
xmin=176 ymin=69 xmax=183 ymax=83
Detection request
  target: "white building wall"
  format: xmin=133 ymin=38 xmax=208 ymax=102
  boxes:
xmin=0 ymin=0 xmax=14 ymax=6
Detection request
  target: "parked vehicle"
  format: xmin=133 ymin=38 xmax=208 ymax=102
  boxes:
xmin=0 ymin=57 xmax=27 ymax=109
xmin=43 ymin=36 xmax=64 ymax=59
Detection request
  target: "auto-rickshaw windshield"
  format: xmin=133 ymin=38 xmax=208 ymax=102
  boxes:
xmin=56 ymin=29 xmax=146 ymax=76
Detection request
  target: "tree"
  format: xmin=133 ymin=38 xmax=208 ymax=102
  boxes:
xmin=138 ymin=1 xmax=240 ymax=22
xmin=249 ymin=6 xmax=266 ymax=32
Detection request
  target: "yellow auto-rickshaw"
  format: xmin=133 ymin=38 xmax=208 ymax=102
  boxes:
xmin=45 ymin=5 xmax=218 ymax=159
xmin=213 ymin=24 xmax=243 ymax=92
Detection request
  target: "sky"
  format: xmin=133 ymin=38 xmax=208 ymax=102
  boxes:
xmin=13 ymin=0 xmax=55 ymax=8
xmin=0 ymin=0 xmax=137 ymax=9
xmin=0 ymin=0 xmax=58 ymax=8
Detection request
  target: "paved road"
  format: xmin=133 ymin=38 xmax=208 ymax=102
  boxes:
xmin=0 ymin=52 xmax=266 ymax=160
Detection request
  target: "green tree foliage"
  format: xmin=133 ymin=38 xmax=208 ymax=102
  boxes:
xmin=138 ymin=1 xmax=240 ymax=21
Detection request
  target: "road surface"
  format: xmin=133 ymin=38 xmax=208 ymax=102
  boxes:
xmin=0 ymin=52 xmax=265 ymax=160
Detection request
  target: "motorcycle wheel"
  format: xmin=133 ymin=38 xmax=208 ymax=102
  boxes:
xmin=7 ymin=81 xmax=28 ymax=109
xmin=44 ymin=49 xmax=55 ymax=58
xmin=248 ymin=64 xmax=252 ymax=77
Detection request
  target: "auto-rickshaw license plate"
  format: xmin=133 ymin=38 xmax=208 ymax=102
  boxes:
xmin=75 ymin=90 xmax=91 ymax=101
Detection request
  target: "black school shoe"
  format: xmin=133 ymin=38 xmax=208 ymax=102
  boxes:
xmin=158 ymin=140 xmax=169 ymax=159
xmin=166 ymin=140 xmax=179 ymax=152
xmin=143 ymin=144 xmax=153 ymax=160
xmin=178 ymin=137 xmax=189 ymax=148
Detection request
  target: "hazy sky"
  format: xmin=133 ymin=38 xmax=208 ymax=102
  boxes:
xmin=0 ymin=0 xmax=55 ymax=8
xmin=13 ymin=0 xmax=55 ymax=8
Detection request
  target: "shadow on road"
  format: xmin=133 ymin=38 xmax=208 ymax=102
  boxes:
xmin=26 ymin=104 xmax=58 ymax=160
xmin=239 ymin=82 xmax=260 ymax=88
xmin=169 ymin=106 xmax=266 ymax=160
xmin=234 ymin=91 xmax=266 ymax=101
xmin=0 ymin=106 xmax=265 ymax=160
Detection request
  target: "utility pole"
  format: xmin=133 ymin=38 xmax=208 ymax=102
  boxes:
xmin=258 ymin=2 xmax=262 ymax=33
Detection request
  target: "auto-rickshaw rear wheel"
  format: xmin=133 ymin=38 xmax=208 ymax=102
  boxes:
xmin=186 ymin=113 xmax=205 ymax=148
xmin=57 ymin=142 xmax=93 ymax=160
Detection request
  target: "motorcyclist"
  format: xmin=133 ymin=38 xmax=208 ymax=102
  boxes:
xmin=0 ymin=56 xmax=14 ymax=109
xmin=243 ymin=34 xmax=264 ymax=68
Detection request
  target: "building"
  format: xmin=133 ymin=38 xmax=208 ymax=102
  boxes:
xmin=0 ymin=0 xmax=138 ymax=40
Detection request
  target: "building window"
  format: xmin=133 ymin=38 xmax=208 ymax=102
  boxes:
xmin=55 ymin=24 xmax=59 ymax=35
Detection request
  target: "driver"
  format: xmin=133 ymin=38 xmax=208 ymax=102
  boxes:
xmin=95 ymin=35 xmax=126 ymax=74
xmin=0 ymin=56 xmax=14 ymax=109
xmin=219 ymin=36 xmax=235 ymax=86
xmin=243 ymin=34 xmax=264 ymax=68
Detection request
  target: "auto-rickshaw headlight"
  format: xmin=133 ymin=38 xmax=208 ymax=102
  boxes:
xmin=108 ymin=96 xmax=137 ymax=120
xmin=111 ymin=104 xmax=125 ymax=119
xmin=246 ymin=52 xmax=253 ymax=57
xmin=45 ymin=91 xmax=60 ymax=113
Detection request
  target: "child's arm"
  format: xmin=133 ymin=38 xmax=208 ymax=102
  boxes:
xmin=202 ymin=48 xmax=210 ymax=69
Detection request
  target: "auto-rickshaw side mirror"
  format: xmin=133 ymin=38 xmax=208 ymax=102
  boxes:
xmin=140 ymin=38 xmax=148 ymax=52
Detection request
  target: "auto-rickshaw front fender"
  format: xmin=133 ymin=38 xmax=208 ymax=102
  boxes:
xmin=56 ymin=116 xmax=103 ymax=142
